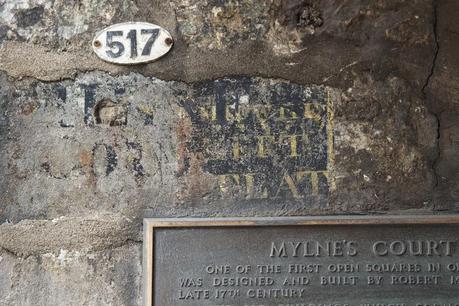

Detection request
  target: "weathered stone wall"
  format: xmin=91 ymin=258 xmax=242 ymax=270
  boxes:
xmin=0 ymin=0 xmax=458 ymax=305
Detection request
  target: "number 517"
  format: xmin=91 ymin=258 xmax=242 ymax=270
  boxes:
xmin=106 ymin=29 xmax=159 ymax=58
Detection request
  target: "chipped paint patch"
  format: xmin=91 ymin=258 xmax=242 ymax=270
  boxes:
xmin=178 ymin=77 xmax=334 ymax=205
xmin=335 ymin=121 xmax=371 ymax=153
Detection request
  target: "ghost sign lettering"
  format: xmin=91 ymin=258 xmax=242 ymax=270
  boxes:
xmin=92 ymin=22 xmax=173 ymax=65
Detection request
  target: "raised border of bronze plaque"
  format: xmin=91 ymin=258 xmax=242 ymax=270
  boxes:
xmin=144 ymin=215 xmax=459 ymax=306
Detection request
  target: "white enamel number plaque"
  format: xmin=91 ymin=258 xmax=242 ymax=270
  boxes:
xmin=92 ymin=22 xmax=173 ymax=65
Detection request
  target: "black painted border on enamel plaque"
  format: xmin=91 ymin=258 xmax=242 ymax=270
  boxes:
xmin=143 ymin=215 xmax=459 ymax=306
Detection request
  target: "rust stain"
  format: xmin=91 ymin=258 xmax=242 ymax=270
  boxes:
xmin=175 ymin=110 xmax=214 ymax=205
xmin=185 ymin=152 xmax=214 ymax=206
xmin=175 ymin=110 xmax=191 ymax=178
xmin=20 ymin=102 xmax=37 ymax=115
xmin=79 ymin=149 xmax=93 ymax=167
xmin=79 ymin=149 xmax=96 ymax=187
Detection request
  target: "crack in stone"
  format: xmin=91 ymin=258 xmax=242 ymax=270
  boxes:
xmin=432 ymin=111 xmax=441 ymax=188
xmin=422 ymin=0 xmax=441 ymax=190
xmin=0 ymin=246 xmax=24 ymax=259
xmin=422 ymin=0 xmax=440 ymax=95
xmin=0 ymin=239 xmax=142 ymax=259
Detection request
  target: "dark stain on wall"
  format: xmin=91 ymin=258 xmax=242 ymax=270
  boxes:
xmin=16 ymin=6 xmax=45 ymax=28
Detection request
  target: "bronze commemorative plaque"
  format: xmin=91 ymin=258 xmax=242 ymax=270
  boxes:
xmin=144 ymin=216 xmax=459 ymax=306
